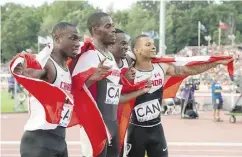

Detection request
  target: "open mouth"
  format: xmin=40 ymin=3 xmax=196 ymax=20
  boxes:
xmin=151 ymin=51 xmax=156 ymax=55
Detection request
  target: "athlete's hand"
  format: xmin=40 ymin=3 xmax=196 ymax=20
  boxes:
xmin=13 ymin=63 xmax=25 ymax=75
xmin=89 ymin=58 xmax=112 ymax=81
xmin=216 ymin=58 xmax=234 ymax=65
xmin=141 ymin=78 xmax=152 ymax=94
xmin=124 ymin=62 xmax=136 ymax=81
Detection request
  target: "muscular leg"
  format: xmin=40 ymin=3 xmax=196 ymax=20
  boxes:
xmin=146 ymin=124 xmax=168 ymax=157
xmin=126 ymin=124 xmax=146 ymax=157
xmin=20 ymin=130 xmax=67 ymax=157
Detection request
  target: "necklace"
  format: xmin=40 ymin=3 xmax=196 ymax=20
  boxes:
xmin=94 ymin=43 xmax=113 ymax=61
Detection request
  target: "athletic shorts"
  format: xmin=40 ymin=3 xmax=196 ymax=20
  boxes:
xmin=126 ymin=123 xmax=168 ymax=157
xmin=20 ymin=130 xmax=68 ymax=157
xmin=213 ymin=98 xmax=223 ymax=110
xmin=97 ymin=119 xmax=120 ymax=157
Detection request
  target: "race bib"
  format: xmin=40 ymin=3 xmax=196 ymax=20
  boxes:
xmin=58 ymin=103 xmax=73 ymax=127
xmin=105 ymin=82 xmax=122 ymax=105
xmin=134 ymin=99 xmax=161 ymax=122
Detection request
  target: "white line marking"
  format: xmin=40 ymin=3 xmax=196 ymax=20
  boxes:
xmin=1 ymin=148 xmax=242 ymax=153
xmin=170 ymin=156 xmax=242 ymax=157
xmin=0 ymin=154 xmax=82 ymax=157
xmin=2 ymin=141 xmax=242 ymax=146
xmin=1 ymin=154 xmax=242 ymax=157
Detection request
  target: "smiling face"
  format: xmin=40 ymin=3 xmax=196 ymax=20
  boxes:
xmin=134 ymin=36 xmax=157 ymax=60
xmin=110 ymin=32 xmax=129 ymax=59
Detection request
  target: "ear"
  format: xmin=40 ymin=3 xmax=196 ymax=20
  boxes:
xmin=93 ymin=26 xmax=100 ymax=35
xmin=53 ymin=34 xmax=60 ymax=44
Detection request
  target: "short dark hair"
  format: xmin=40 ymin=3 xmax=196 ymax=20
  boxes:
xmin=87 ymin=12 xmax=109 ymax=35
xmin=115 ymin=28 xmax=124 ymax=34
xmin=51 ymin=22 xmax=76 ymax=37
xmin=131 ymin=34 xmax=149 ymax=52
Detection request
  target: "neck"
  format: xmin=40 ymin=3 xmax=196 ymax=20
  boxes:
xmin=93 ymin=38 xmax=109 ymax=52
xmin=115 ymin=57 xmax=122 ymax=66
xmin=51 ymin=48 xmax=68 ymax=67
xmin=135 ymin=58 xmax=153 ymax=70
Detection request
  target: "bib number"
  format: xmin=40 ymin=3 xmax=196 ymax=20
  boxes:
xmin=134 ymin=99 xmax=161 ymax=122
xmin=59 ymin=103 xmax=73 ymax=127
xmin=105 ymin=83 xmax=122 ymax=105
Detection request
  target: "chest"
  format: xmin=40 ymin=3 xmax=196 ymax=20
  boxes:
xmin=134 ymin=64 xmax=165 ymax=93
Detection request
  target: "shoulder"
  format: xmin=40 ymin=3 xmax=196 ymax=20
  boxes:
xmin=157 ymin=63 xmax=170 ymax=74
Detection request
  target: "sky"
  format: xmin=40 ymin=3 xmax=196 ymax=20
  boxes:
xmin=0 ymin=0 xmax=138 ymax=11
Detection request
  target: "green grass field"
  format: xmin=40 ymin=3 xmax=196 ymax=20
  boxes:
xmin=1 ymin=90 xmax=27 ymax=113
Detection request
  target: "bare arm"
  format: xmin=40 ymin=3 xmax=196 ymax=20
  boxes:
xmin=119 ymin=88 xmax=148 ymax=104
xmin=13 ymin=63 xmax=47 ymax=79
xmin=166 ymin=62 xmax=219 ymax=76
xmin=85 ymin=78 xmax=96 ymax=88
xmin=215 ymin=90 xmax=222 ymax=93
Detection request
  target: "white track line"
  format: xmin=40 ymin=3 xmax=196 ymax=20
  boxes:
xmin=1 ymin=141 xmax=242 ymax=146
xmin=1 ymin=155 xmax=242 ymax=157
xmin=1 ymin=148 xmax=242 ymax=153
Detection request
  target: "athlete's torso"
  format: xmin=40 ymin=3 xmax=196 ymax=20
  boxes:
xmin=96 ymin=51 xmax=122 ymax=121
xmin=24 ymin=57 xmax=72 ymax=137
xmin=130 ymin=63 xmax=165 ymax=127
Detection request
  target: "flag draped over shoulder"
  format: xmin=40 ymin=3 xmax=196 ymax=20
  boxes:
xmin=117 ymin=55 xmax=234 ymax=150
xmin=69 ymin=41 xmax=113 ymax=157
xmin=9 ymin=45 xmax=79 ymax=127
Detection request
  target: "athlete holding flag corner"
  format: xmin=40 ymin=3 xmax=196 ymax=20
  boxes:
xmin=125 ymin=34 xmax=233 ymax=157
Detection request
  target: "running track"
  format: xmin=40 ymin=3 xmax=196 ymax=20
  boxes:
xmin=1 ymin=111 xmax=242 ymax=157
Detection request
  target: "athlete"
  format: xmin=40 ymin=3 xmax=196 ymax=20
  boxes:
xmin=126 ymin=34 xmax=233 ymax=157
xmin=109 ymin=28 xmax=134 ymax=80
xmin=72 ymin=13 xmax=150 ymax=157
xmin=109 ymin=28 xmax=134 ymax=157
xmin=13 ymin=22 xmax=80 ymax=157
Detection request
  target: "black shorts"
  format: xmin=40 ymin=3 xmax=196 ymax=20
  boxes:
xmin=20 ymin=130 xmax=68 ymax=157
xmin=126 ymin=123 xmax=168 ymax=157
xmin=213 ymin=98 xmax=223 ymax=110
xmin=97 ymin=119 xmax=120 ymax=157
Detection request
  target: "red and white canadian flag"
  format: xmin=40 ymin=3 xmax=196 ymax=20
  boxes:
xmin=9 ymin=45 xmax=80 ymax=128
xmin=118 ymin=55 xmax=234 ymax=151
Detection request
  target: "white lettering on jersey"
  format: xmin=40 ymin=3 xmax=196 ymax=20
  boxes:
xmin=58 ymin=103 xmax=73 ymax=127
xmin=134 ymin=99 xmax=161 ymax=122
xmin=105 ymin=83 xmax=122 ymax=105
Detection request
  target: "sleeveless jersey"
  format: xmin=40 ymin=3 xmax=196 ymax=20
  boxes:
xmin=130 ymin=63 xmax=165 ymax=127
xmin=96 ymin=51 xmax=122 ymax=122
xmin=24 ymin=57 xmax=72 ymax=137
xmin=118 ymin=58 xmax=129 ymax=69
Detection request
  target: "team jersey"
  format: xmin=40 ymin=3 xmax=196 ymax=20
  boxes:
xmin=130 ymin=63 xmax=165 ymax=127
xmin=24 ymin=57 xmax=72 ymax=137
xmin=118 ymin=58 xmax=129 ymax=69
xmin=96 ymin=51 xmax=122 ymax=121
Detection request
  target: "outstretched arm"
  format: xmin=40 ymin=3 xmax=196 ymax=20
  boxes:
xmin=166 ymin=62 xmax=219 ymax=76
xmin=166 ymin=58 xmax=233 ymax=76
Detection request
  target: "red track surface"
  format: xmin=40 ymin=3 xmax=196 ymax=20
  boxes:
xmin=1 ymin=111 xmax=242 ymax=157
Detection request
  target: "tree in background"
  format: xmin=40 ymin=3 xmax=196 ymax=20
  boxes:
xmin=1 ymin=1 xmax=242 ymax=61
